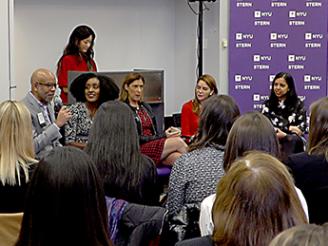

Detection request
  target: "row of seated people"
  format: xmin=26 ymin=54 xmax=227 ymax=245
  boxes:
xmin=63 ymin=70 xmax=187 ymax=167
xmin=0 ymin=69 xmax=326 ymax=245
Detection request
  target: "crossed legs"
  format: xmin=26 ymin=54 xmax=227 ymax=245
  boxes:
xmin=161 ymin=137 xmax=188 ymax=166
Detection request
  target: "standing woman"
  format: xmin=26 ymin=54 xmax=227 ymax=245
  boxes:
xmin=65 ymin=73 xmax=119 ymax=149
xmin=120 ymin=72 xmax=187 ymax=166
xmin=0 ymin=101 xmax=37 ymax=213
xmin=262 ymin=72 xmax=307 ymax=157
xmin=57 ymin=25 xmax=97 ymax=104
xmin=181 ymin=74 xmax=218 ymax=142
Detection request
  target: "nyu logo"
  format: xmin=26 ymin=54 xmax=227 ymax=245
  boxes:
xmin=254 ymin=11 xmax=273 ymax=18
xmin=270 ymin=33 xmax=288 ymax=40
xmin=235 ymin=74 xmax=253 ymax=82
xmin=253 ymin=54 xmax=272 ymax=62
xmin=288 ymin=55 xmax=306 ymax=62
xmin=305 ymin=33 xmax=324 ymax=40
xmin=289 ymin=11 xmax=307 ymax=17
xmin=304 ymin=75 xmax=322 ymax=82
xmin=236 ymin=33 xmax=254 ymax=40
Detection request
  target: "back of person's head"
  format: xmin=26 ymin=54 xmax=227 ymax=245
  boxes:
xmin=16 ymin=147 xmax=111 ymax=246
xmin=97 ymin=75 xmax=119 ymax=104
xmin=213 ymin=152 xmax=307 ymax=246
xmin=86 ymin=101 xmax=145 ymax=200
xmin=269 ymin=223 xmax=328 ymax=246
xmin=0 ymin=100 xmax=35 ymax=186
xmin=189 ymin=95 xmax=240 ymax=151
xmin=308 ymin=97 xmax=328 ymax=159
xmin=223 ymin=111 xmax=280 ymax=171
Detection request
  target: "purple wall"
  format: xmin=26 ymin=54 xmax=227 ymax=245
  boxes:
xmin=229 ymin=0 xmax=327 ymax=113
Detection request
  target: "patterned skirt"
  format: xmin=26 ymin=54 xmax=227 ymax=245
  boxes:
xmin=140 ymin=138 xmax=166 ymax=166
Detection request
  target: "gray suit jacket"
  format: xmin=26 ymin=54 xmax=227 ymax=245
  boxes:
xmin=22 ymin=92 xmax=62 ymax=159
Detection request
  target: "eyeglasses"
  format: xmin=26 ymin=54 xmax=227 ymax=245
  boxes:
xmin=37 ymin=82 xmax=58 ymax=89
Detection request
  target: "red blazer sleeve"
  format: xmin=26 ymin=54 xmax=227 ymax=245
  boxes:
xmin=57 ymin=56 xmax=73 ymax=88
xmin=181 ymin=101 xmax=194 ymax=138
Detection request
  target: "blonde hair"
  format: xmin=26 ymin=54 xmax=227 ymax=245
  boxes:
xmin=0 ymin=101 xmax=36 ymax=186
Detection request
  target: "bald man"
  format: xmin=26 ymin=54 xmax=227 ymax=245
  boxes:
xmin=22 ymin=68 xmax=71 ymax=159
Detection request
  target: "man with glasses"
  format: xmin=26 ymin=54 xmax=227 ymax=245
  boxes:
xmin=22 ymin=68 xmax=72 ymax=159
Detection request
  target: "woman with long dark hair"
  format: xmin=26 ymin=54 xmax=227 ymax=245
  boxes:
xmin=57 ymin=25 xmax=97 ymax=104
xmin=16 ymin=147 xmax=112 ymax=246
xmin=166 ymin=95 xmax=240 ymax=216
xmin=285 ymin=97 xmax=328 ymax=224
xmin=262 ymin=72 xmax=307 ymax=158
xmin=86 ymin=101 xmax=159 ymax=205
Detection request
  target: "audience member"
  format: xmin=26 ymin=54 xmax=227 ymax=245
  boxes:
xmin=0 ymin=101 xmax=37 ymax=213
xmin=178 ymin=152 xmax=307 ymax=246
xmin=262 ymin=72 xmax=307 ymax=159
xmin=181 ymin=74 xmax=218 ymax=142
xmin=57 ymin=25 xmax=97 ymax=104
xmin=285 ymin=97 xmax=328 ymax=224
xmin=199 ymin=112 xmax=308 ymax=236
xmin=120 ymin=72 xmax=187 ymax=166
xmin=86 ymin=101 xmax=159 ymax=205
xmin=15 ymin=147 xmax=112 ymax=246
xmin=223 ymin=111 xmax=280 ymax=171
xmin=22 ymin=68 xmax=71 ymax=159
xmin=65 ymin=73 xmax=119 ymax=149
xmin=269 ymin=223 xmax=328 ymax=246
xmin=166 ymin=95 xmax=240 ymax=216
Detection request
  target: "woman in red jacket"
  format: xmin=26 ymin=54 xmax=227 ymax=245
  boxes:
xmin=181 ymin=74 xmax=218 ymax=142
xmin=57 ymin=25 xmax=97 ymax=104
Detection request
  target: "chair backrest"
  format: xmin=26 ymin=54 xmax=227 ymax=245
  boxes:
xmin=172 ymin=113 xmax=181 ymax=128
xmin=0 ymin=212 xmax=23 ymax=246
xmin=106 ymin=198 xmax=167 ymax=246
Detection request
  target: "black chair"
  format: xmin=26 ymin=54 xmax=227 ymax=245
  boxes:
xmin=172 ymin=113 xmax=181 ymax=128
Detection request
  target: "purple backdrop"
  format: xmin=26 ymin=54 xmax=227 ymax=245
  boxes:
xmin=229 ymin=0 xmax=327 ymax=113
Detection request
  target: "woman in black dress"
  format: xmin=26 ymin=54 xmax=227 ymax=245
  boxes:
xmin=262 ymin=72 xmax=307 ymax=158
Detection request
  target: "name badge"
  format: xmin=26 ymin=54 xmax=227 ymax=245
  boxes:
xmin=37 ymin=112 xmax=46 ymax=126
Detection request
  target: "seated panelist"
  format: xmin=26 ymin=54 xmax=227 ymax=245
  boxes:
xmin=120 ymin=72 xmax=187 ymax=166
xmin=181 ymin=74 xmax=218 ymax=143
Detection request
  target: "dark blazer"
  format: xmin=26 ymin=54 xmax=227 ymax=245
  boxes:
xmin=285 ymin=152 xmax=328 ymax=224
xmin=22 ymin=92 xmax=62 ymax=159
xmin=175 ymin=236 xmax=213 ymax=246
xmin=126 ymin=102 xmax=164 ymax=144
